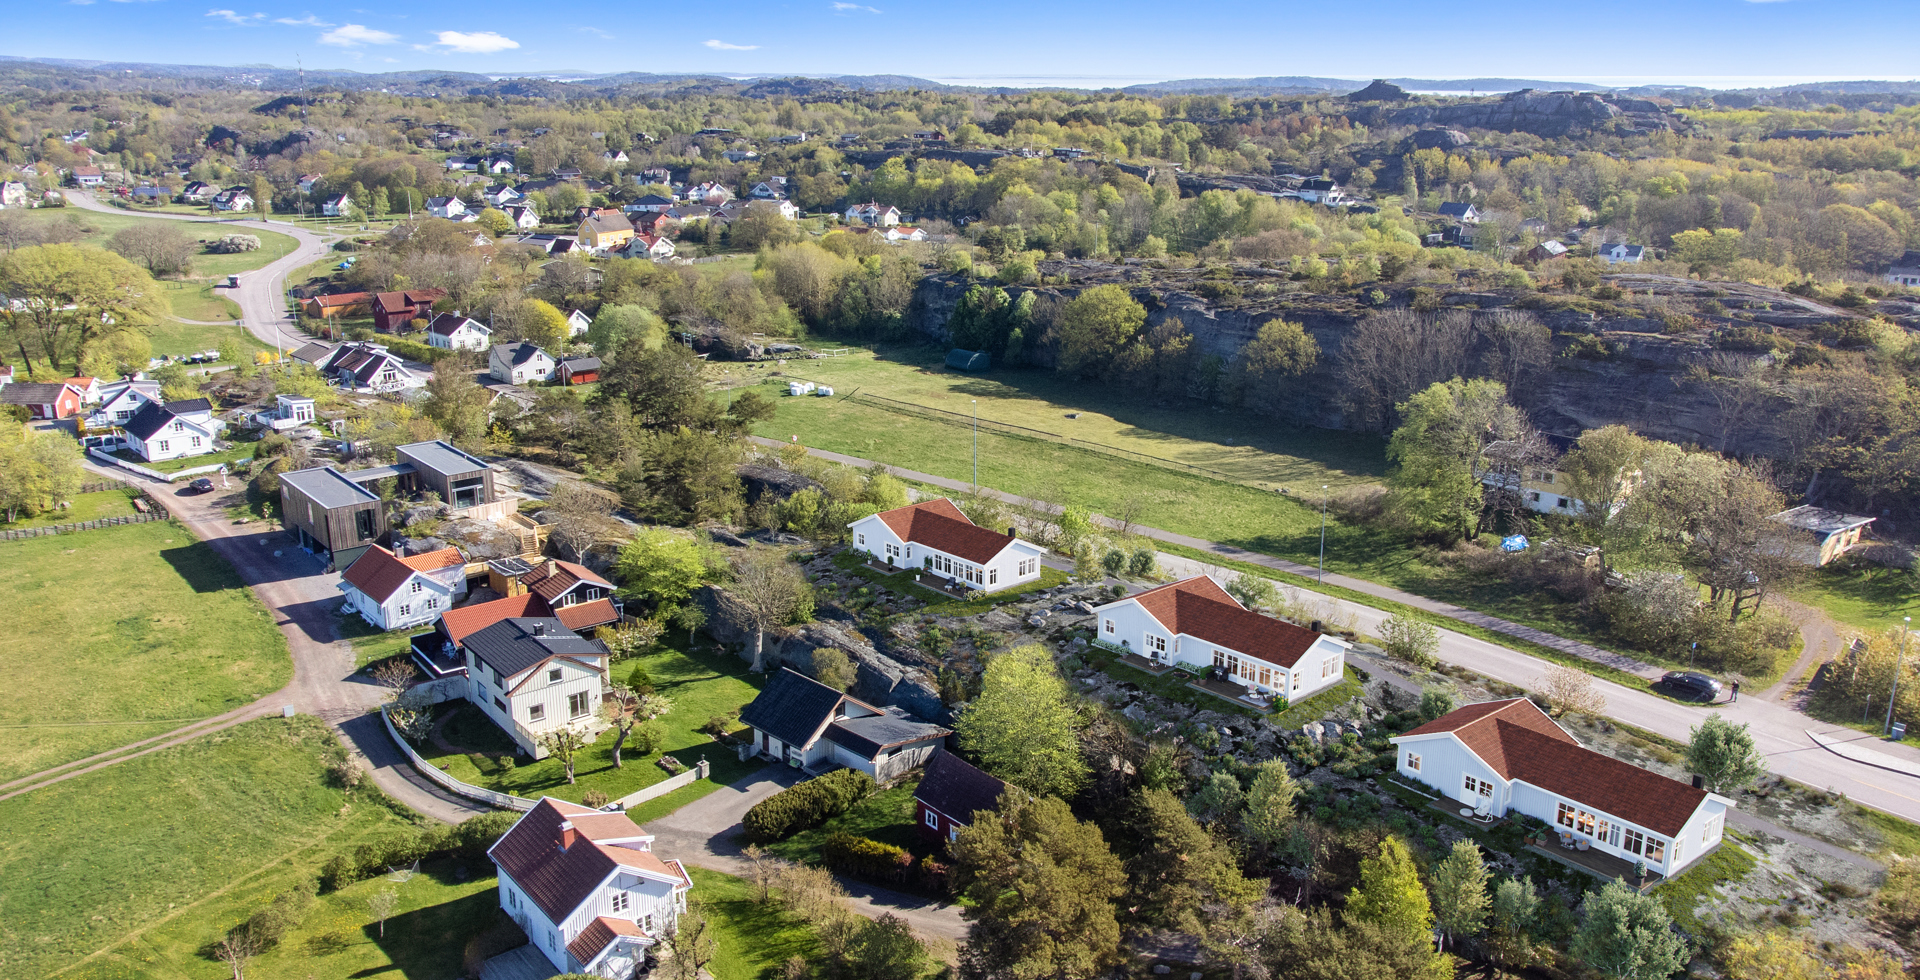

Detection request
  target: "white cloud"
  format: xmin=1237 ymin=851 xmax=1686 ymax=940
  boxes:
xmin=703 ymin=39 xmax=758 ymax=50
xmin=831 ymin=2 xmax=881 ymax=11
xmin=274 ymin=14 xmax=331 ymax=25
xmin=580 ymin=26 xmax=615 ymax=39
xmin=206 ymin=9 xmax=264 ymax=25
xmin=427 ymin=30 xmax=520 ymax=53
xmin=319 ymin=22 xmax=398 ymax=45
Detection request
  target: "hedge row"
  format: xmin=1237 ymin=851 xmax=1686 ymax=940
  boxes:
xmin=381 ymin=336 xmax=456 ymax=364
xmin=742 ymin=768 xmax=875 ymax=843
xmin=319 ymin=810 xmax=519 ymax=891
xmin=821 ymin=832 xmax=913 ymax=883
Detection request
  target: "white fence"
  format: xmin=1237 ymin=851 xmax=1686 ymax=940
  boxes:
xmin=87 ymin=447 xmax=229 ymax=483
xmin=380 ymin=705 xmax=539 ymax=811
xmin=612 ymin=758 xmax=711 ymax=809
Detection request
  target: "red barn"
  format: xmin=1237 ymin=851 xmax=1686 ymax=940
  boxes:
xmin=912 ymin=752 xmax=1007 ymax=845
xmin=371 ymin=288 xmax=447 ymax=332
xmin=557 ymin=356 xmax=602 ymax=386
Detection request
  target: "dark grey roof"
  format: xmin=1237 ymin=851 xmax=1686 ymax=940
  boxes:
xmin=341 ymin=462 xmax=415 ymax=483
xmin=428 ymin=313 xmax=485 ymax=337
xmin=823 ymin=712 xmax=951 ymax=761
xmin=290 ymin=341 xmax=335 ymax=364
xmin=462 ymin=617 xmax=603 ymax=679
xmin=913 ymin=751 xmax=1006 ymax=824
xmin=1770 ymin=505 xmax=1875 ymax=535
xmin=738 ymin=667 xmax=856 ymax=749
xmin=0 ymin=382 xmax=71 ymax=404
xmin=396 ymin=440 xmax=490 ymax=477
xmin=121 ymin=400 xmax=173 ymax=440
xmin=560 ymin=357 xmax=601 ymax=372
xmin=164 ymin=398 xmax=212 ymax=414
xmin=1438 ymin=202 xmax=1476 ymax=217
xmin=495 ymin=342 xmax=549 ymax=367
xmin=280 ymin=465 xmax=380 ymax=508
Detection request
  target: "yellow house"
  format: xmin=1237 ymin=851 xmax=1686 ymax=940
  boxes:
xmin=576 ymin=212 xmax=634 ymax=252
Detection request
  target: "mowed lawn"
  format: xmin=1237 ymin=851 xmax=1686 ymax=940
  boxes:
xmin=421 ymin=642 xmax=764 ymax=818
xmin=158 ymin=280 xmax=241 ymax=323
xmin=689 ymin=868 xmax=825 ymax=980
xmin=146 ymin=315 xmax=271 ymax=361
xmin=1793 ymin=562 xmax=1920 ymax=634
xmin=0 ymin=489 xmax=136 ymax=530
xmin=0 ymin=521 xmax=291 ymax=782
xmin=728 ymin=346 xmax=1384 ymax=490
xmin=15 ymin=206 xmax=298 ymax=277
xmin=0 ymin=716 xmax=421 ymax=980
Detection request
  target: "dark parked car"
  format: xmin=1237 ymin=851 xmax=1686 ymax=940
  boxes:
xmin=1660 ymin=671 xmax=1723 ymax=700
xmin=190 ymin=478 xmax=216 ymax=494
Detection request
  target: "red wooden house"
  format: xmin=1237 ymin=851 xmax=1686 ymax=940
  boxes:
xmin=0 ymin=382 xmax=84 ymax=419
xmin=371 ymin=288 xmax=447 ymax=332
xmin=557 ymin=356 xmax=602 ymax=386
xmin=912 ymin=752 xmax=1007 ymax=845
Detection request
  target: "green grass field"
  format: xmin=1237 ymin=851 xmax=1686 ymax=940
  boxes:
xmin=766 ymin=784 xmax=927 ymax=865
xmin=113 ymin=441 xmax=256 ymax=474
xmin=730 ymin=346 xmax=1383 ymax=491
xmin=0 ymin=489 xmax=136 ymax=530
xmin=145 ymin=316 xmax=271 ymax=361
xmin=1794 ymin=562 xmax=1919 ymax=635
xmin=421 ymin=642 xmax=764 ymax=814
xmin=689 ymin=868 xmax=826 ymax=980
xmin=0 ymin=716 xmax=420 ymax=980
xmin=17 ymin=206 xmax=298 ymax=277
xmin=0 ymin=520 xmax=291 ymax=782
xmin=159 ymin=280 xmax=241 ymax=322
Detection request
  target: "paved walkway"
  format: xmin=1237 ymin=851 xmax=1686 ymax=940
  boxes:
xmin=761 ymin=439 xmax=1920 ymax=825
xmin=647 ymin=763 xmax=969 ymax=941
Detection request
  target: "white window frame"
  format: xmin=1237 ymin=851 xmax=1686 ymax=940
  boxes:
xmin=1405 ymin=751 xmax=1421 ymax=772
xmin=549 ymin=667 xmax=563 ymax=683
xmin=528 ymin=703 xmax=546 ymax=721
xmin=924 ymin=809 xmax=938 ymax=829
xmin=611 ymin=891 xmax=630 ymax=913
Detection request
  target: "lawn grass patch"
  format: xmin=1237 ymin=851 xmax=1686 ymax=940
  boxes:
xmin=111 ymin=440 xmax=257 ymax=473
xmin=15 ymin=206 xmax=297 ymax=276
xmin=335 ymin=610 xmax=420 ymax=668
xmin=159 ymin=279 xmax=241 ymax=322
xmin=0 ymin=488 xmax=136 ymax=529
xmin=1794 ymin=562 xmax=1920 ymax=635
xmin=0 ymin=715 xmax=416 ymax=980
xmin=1853 ymin=804 xmax=1920 ymax=860
xmin=687 ymin=867 xmax=824 ymax=980
xmin=1656 ymin=841 xmax=1757 ymax=934
xmin=0 ymin=520 xmax=291 ymax=781
xmin=145 ymin=315 xmax=270 ymax=361
xmin=421 ymin=641 xmax=764 ymax=807
xmin=765 ymin=783 xmax=926 ymax=865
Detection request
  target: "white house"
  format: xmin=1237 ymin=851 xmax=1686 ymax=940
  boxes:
xmin=1438 ymin=202 xmax=1481 ymax=224
xmin=603 ymin=150 xmax=629 ymax=164
xmin=488 ymin=798 xmax=693 ymax=979
xmin=750 ymin=177 xmax=789 ymax=199
xmin=267 ymin=393 xmax=316 ymax=431
xmin=746 ymin=198 xmax=800 ymax=221
xmin=462 ymin=616 xmax=610 ymax=758
xmin=504 ymin=205 xmax=542 ymax=230
xmin=1391 ymin=698 xmax=1732 ymax=878
xmin=621 ymin=233 xmax=675 ymax=261
xmin=485 ymin=156 xmax=517 ymax=175
xmin=483 ymin=184 xmax=523 ymax=207
xmin=210 ymin=187 xmax=254 ymax=212
xmin=490 ymin=342 xmax=557 ymax=384
xmin=427 ymin=196 xmax=468 ymax=220
xmin=845 ymin=201 xmax=901 ymax=227
xmin=88 ymin=379 xmax=163 ymax=428
xmin=296 ymin=173 xmax=322 ymax=194
xmin=1091 ymin=575 xmax=1350 ymax=706
xmin=446 ymin=155 xmax=481 ymax=173
xmin=426 ymin=312 xmax=492 ymax=351
xmin=629 ymin=194 xmax=675 ymax=214
xmin=0 ymin=180 xmax=30 ymax=209
xmin=1600 ymin=242 xmax=1646 ymax=264
xmin=883 ymin=226 xmax=927 ymax=242
xmin=339 ymin=545 xmax=468 ymax=631
xmin=120 ymin=398 xmax=223 ymax=463
xmin=1885 ymin=251 xmax=1920 ymax=288
xmin=567 ymin=309 xmax=593 ymax=338
xmin=311 ymin=341 xmax=429 ymax=393
xmin=321 ymin=193 xmax=352 ymax=217
xmin=738 ymin=667 xmax=951 ymax=779
xmin=846 ymin=498 xmax=1047 ymax=594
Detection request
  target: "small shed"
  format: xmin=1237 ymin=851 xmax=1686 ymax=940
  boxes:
xmin=557 ymin=356 xmax=601 ymax=386
xmin=1768 ymin=505 xmax=1876 ymax=566
xmin=946 ymin=348 xmax=991 ymax=372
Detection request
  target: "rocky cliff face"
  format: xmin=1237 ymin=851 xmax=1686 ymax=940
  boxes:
xmin=909 ymin=268 xmax=1853 ymax=456
xmin=1348 ymin=89 xmax=1680 ymax=137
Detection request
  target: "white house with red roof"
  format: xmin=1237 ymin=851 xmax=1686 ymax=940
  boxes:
xmin=339 ymin=544 xmax=469 ymax=631
xmin=1091 ymin=575 xmax=1350 ymax=705
xmin=489 ymin=797 xmax=693 ymax=978
xmin=846 ymin=498 xmax=1047 ymax=593
xmin=1390 ymin=698 xmax=1732 ymax=877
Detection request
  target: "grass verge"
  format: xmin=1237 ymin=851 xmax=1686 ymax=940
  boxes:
xmin=1656 ymin=842 xmax=1757 ymax=934
xmin=0 ymin=520 xmax=291 ymax=782
xmin=159 ymin=280 xmax=241 ymax=322
xmin=688 ymin=867 xmax=824 ymax=980
xmin=765 ymin=783 xmax=927 ymax=866
xmin=0 ymin=488 xmax=136 ymax=529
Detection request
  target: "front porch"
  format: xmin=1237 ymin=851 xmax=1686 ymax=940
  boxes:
xmin=1524 ymin=840 xmax=1671 ymax=892
xmin=1185 ymin=674 xmax=1280 ymax=714
xmin=1426 ymin=797 xmax=1510 ymax=829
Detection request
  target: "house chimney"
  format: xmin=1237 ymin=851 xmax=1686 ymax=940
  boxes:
xmin=557 ymin=819 xmax=576 ymax=850
xmin=1006 ymin=526 xmax=1017 ymax=539
xmin=545 ymin=559 xmax=557 ymax=577
xmin=1691 ymin=774 xmax=1704 ymax=790
xmin=533 ymin=622 xmax=547 ymax=637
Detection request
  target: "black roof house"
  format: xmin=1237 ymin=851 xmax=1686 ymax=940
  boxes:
xmin=738 ymin=667 xmax=950 ymax=766
xmin=462 ymin=617 xmax=606 ymax=680
xmin=913 ymin=751 xmax=1009 ymax=826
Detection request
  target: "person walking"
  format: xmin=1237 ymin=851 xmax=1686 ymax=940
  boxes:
xmin=1730 ymin=680 xmax=1740 ymax=703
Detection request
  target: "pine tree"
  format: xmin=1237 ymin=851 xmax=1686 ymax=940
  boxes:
xmin=952 ymin=795 xmax=1125 ymax=980
xmin=1571 ymin=880 xmax=1688 ymax=980
xmin=1125 ymin=788 xmax=1262 ymax=932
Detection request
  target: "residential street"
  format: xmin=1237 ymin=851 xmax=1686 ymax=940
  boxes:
xmin=762 ymin=438 xmax=1920 ymax=825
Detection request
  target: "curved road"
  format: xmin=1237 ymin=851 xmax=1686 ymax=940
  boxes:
xmin=67 ymin=192 xmax=332 ymax=355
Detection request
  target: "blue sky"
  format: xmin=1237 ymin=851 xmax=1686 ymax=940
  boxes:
xmin=8 ymin=0 xmax=1920 ymax=86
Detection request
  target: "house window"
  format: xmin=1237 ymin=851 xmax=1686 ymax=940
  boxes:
xmin=1147 ymin=635 xmax=1166 ymax=654
xmin=1575 ymin=809 xmax=1596 ymax=836
xmin=1257 ymin=666 xmax=1272 ymax=688
xmin=1322 ymin=658 xmax=1337 ymax=678
xmin=157 ymin=440 xmax=169 ymax=452
xmin=1104 ymin=620 xmax=1116 ymax=635
xmin=1405 ymin=752 xmax=1421 ymax=772
xmin=1019 ymin=558 xmax=1036 ymax=576
xmin=1213 ymin=649 xmax=1226 ymax=669
xmin=611 ymin=892 xmax=630 ymax=913
xmin=1557 ymin=803 xmax=1577 ymax=828
xmin=1528 ymin=491 xmax=1541 ymax=503
xmin=411 ymin=580 xmax=423 ymax=594
xmin=493 ymin=697 xmax=507 ymax=712
xmin=398 ymin=604 xmax=411 ymax=617
xmin=1703 ymin=815 xmax=1722 ymax=844
xmin=529 ymin=704 xmax=545 ymax=721
xmin=925 ymin=809 xmax=938 ymax=829
xmin=1597 ymin=820 xmax=1620 ymax=846
xmin=1293 ymin=671 xmax=1302 ymax=691
xmin=950 ymin=825 xmax=960 ymax=842
xmin=549 ymin=668 xmax=563 ymax=683
xmin=1556 ymin=498 xmax=1570 ymax=509
xmin=190 ymin=436 xmax=202 ymax=448
xmin=1463 ymin=775 xmax=1492 ymax=798
xmin=427 ymin=597 xmax=439 ymax=610
xmin=857 ymin=533 xmax=866 ymax=546
xmin=988 ymin=567 xmax=997 ymax=586
xmin=568 ymin=692 xmax=590 ymax=718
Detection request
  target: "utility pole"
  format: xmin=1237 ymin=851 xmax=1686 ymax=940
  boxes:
xmin=1318 ymin=485 xmax=1328 ymax=583
xmin=971 ymin=399 xmax=978 ymax=491
xmin=1887 ymin=616 xmax=1912 ymax=738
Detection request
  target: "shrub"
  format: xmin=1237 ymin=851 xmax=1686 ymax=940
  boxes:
xmin=208 ymin=234 xmax=261 ymax=253
xmin=582 ymin=790 xmax=611 ymax=808
xmin=822 ymin=832 xmax=913 ymax=883
xmin=319 ymin=811 xmax=519 ymax=891
xmin=741 ymin=768 xmax=876 ymax=843
xmin=627 ymin=664 xmax=656 ymax=694
xmin=631 ymin=719 xmax=669 ymax=755
xmin=1558 ymin=334 xmax=1620 ymax=361
xmin=704 ymin=715 xmax=732 ymax=738
xmin=381 ymin=337 xmax=453 ymax=364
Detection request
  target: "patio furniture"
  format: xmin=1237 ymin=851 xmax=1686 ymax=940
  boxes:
xmin=1472 ymin=802 xmax=1492 ymax=823
xmin=1575 ymin=838 xmax=1590 ymax=852
xmin=1459 ymin=807 xmax=1475 ymax=818
xmin=1559 ymin=831 xmax=1575 ymax=848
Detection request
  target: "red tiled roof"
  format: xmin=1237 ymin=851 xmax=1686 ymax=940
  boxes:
xmin=874 ymin=499 xmax=1016 ymax=565
xmin=1398 ymin=698 xmax=1709 ymax=836
xmin=520 ymin=559 xmax=613 ymax=604
xmin=400 ymin=548 xmax=466 ymax=573
xmin=439 ymin=593 xmax=544 ymax=647
xmin=568 ymin=916 xmax=645 ymax=964
xmin=555 ymin=597 xmax=619 ymax=633
xmin=341 ymin=545 xmax=423 ymax=604
xmin=310 ymin=292 xmax=371 ymax=309
xmin=373 ymin=288 xmax=446 ymax=315
xmin=490 ymin=799 xmax=687 ymax=925
xmin=1129 ymin=576 xmax=1325 ymax=669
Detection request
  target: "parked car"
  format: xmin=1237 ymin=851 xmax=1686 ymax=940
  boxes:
xmin=1660 ymin=671 xmax=1723 ymax=700
xmin=190 ymin=478 xmax=216 ymax=494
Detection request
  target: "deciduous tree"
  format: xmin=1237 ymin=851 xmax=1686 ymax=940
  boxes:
xmin=1344 ymin=837 xmax=1433 ymax=941
xmin=1570 ymin=880 xmax=1688 ymax=980
xmin=1428 ymin=839 xmax=1490 ymax=950
xmin=729 ymin=549 xmax=810 ymax=672
xmin=953 ymin=644 xmax=1088 ymax=798
xmin=1686 ymin=713 xmax=1765 ymax=794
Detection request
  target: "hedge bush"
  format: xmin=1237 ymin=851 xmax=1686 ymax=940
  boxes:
xmin=319 ymin=810 xmax=519 ymax=891
xmin=822 ymin=832 xmax=913 ymax=883
xmin=380 ymin=336 xmax=454 ymax=364
xmin=741 ymin=768 xmax=875 ymax=843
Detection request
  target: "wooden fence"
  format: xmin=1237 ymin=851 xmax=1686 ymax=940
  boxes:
xmin=0 ymin=483 xmax=172 ymax=541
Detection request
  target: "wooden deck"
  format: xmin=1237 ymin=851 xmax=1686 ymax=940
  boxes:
xmin=1115 ymin=652 xmax=1179 ymax=677
xmin=1185 ymin=675 xmax=1278 ymax=713
xmin=1525 ymin=841 xmax=1669 ymax=891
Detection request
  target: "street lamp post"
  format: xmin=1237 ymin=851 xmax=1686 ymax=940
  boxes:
xmin=1318 ymin=485 xmax=1328 ymax=584
xmin=1887 ymin=616 xmax=1912 ymax=738
xmin=971 ymin=399 xmax=978 ymax=491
